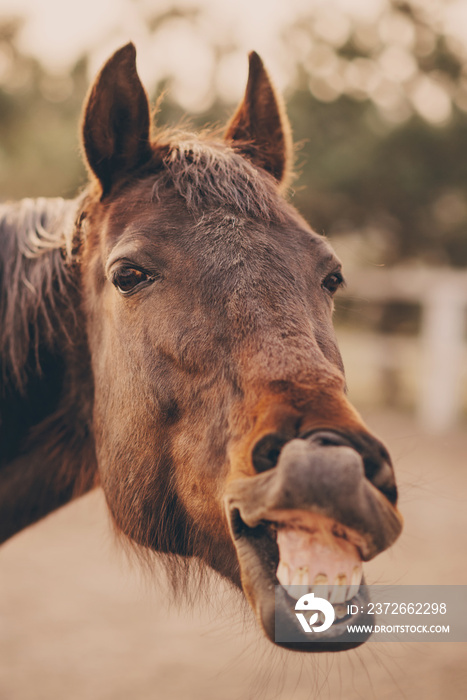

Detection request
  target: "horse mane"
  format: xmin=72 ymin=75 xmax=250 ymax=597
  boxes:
xmin=0 ymin=196 xmax=81 ymax=391
xmin=151 ymin=129 xmax=288 ymax=221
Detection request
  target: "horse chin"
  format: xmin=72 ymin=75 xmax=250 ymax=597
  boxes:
xmin=229 ymin=510 xmax=373 ymax=652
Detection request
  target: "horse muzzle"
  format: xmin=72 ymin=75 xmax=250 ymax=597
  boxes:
xmin=224 ymin=431 xmax=403 ymax=651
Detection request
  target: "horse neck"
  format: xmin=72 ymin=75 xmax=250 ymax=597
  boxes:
xmin=0 ymin=197 xmax=97 ymax=543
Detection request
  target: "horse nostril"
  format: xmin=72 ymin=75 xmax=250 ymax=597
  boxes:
xmin=252 ymin=433 xmax=287 ymax=473
xmin=367 ymin=460 xmax=398 ymax=504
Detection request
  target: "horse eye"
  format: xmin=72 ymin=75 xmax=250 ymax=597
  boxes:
xmin=322 ymin=271 xmax=344 ymax=295
xmin=112 ymin=268 xmax=153 ymax=295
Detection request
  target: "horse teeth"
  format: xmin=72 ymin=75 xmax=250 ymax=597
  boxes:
xmin=287 ymin=585 xmax=309 ymax=600
xmin=311 ymin=573 xmax=329 ymax=600
xmin=291 ymin=566 xmax=308 ymax=585
xmin=347 ymin=565 xmax=362 ymax=599
xmin=330 ymin=574 xmax=348 ymax=603
xmin=276 ymin=562 xmax=290 ymax=586
xmin=287 ymin=567 xmax=309 ymax=600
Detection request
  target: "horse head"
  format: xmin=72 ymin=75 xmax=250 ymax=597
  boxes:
xmin=79 ymin=43 xmax=402 ymax=651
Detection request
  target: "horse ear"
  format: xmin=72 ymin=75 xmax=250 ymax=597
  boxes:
xmin=82 ymin=43 xmax=152 ymax=197
xmin=224 ymin=52 xmax=292 ymax=186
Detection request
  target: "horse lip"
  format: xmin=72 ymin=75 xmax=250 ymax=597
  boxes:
xmin=225 ymin=439 xmax=403 ymax=560
xmin=225 ymin=475 xmax=402 ymax=563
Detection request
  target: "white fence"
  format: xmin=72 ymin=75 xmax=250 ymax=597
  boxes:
xmin=340 ymin=267 xmax=467 ymax=432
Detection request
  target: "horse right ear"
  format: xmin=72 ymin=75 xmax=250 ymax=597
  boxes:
xmin=81 ymin=43 xmax=152 ymax=198
xmin=224 ymin=52 xmax=293 ymax=187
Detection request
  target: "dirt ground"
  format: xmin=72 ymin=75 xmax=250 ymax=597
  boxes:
xmin=0 ymin=411 xmax=466 ymax=700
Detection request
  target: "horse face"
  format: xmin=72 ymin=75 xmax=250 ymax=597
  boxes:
xmin=81 ymin=44 xmax=402 ymax=651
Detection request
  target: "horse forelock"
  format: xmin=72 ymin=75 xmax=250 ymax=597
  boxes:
xmin=151 ymin=130 xmax=288 ymax=221
xmin=0 ymin=196 xmax=82 ymax=390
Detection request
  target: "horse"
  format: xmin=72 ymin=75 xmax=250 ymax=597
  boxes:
xmin=0 ymin=43 xmax=402 ymax=651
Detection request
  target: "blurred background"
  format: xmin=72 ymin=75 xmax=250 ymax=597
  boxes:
xmin=0 ymin=0 xmax=466 ymax=698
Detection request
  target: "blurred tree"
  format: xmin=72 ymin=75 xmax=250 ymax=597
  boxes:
xmin=278 ymin=0 xmax=467 ymax=267
xmin=0 ymin=20 xmax=89 ymax=199
xmin=286 ymin=88 xmax=467 ymax=267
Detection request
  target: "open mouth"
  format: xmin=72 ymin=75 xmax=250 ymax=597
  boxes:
xmin=230 ymin=506 xmax=373 ymax=651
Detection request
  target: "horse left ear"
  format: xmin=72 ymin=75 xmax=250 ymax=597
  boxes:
xmin=82 ymin=43 xmax=153 ymax=197
xmin=224 ymin=52 xmax=292 ymax=186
